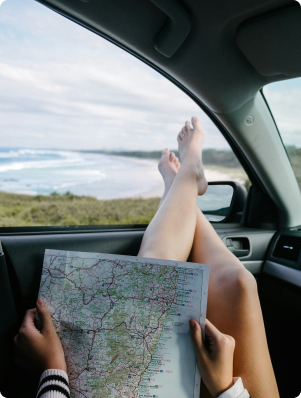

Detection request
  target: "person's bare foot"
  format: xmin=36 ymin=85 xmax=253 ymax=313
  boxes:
xmin=177 ymin=116 xmax=208 ymax=195
xmin=158 ymin=149 xmax=180 ymax=207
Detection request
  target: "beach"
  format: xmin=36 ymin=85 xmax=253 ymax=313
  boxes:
xmin=0 ymin=148 xmax=249 ymax=227
xmin=140 ymin=162 xmax=248 ymax=198
xmin=0 ymin=148 xmax=248 ymax=200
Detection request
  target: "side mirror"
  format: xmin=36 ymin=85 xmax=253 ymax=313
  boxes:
xmin=197 ymin=181 xmax=247 ymax=223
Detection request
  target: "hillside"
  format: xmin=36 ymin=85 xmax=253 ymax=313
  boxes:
xmin=80 ymin=149 xmax=242 ymax=168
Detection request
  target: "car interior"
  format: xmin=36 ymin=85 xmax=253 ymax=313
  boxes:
xmin=1 ymin=0 xmax=301 ymax=396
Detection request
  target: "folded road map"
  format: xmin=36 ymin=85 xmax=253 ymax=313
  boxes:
xmin=38 ymin=249 xmax=209 ymax=398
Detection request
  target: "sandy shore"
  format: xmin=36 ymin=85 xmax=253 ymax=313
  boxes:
xmin=139 ymin=165 xmax=248 ymax=199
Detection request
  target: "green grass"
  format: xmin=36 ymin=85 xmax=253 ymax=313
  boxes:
xmin=0 ymin=191 xmax=161 ymax=227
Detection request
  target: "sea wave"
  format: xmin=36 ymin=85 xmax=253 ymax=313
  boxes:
xmin=0 ymin=148 xmax=162 ymax=198
xmin=0 ymin=149 xmax=86 ymax=173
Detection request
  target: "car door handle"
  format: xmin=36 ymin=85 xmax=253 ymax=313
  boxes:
xmin=227 ymin=247 xmax=250 ymax=257
xmin=226 ymin=238 xmax=250 ymax=258
xmin=150 ymin=0 xmax=191 ymax=57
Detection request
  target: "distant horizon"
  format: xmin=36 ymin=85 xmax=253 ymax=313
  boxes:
xmin=0 ymin=146 xmax=238 ymax=152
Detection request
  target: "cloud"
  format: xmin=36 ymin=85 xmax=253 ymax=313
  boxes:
xmin=0 ymin=0 xmax=230 ymax=151
xmin=263 ymin=81 xmax=301 ymax=148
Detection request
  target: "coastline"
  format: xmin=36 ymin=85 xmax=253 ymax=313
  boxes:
xmin=137 ymin=164 xmax=248 ymax=199
xmin=0 ymin=150 xmax=248 ymax=200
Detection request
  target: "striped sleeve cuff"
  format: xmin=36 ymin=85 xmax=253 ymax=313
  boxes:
xmin=36 ymin=369 xmax=70 ymax=398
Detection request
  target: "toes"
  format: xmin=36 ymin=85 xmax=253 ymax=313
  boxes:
xmin=185 ymin=121 xmax=191 ymax=131
xmin=191 ymin=116 xmax=200 ymax=129
xmin=169 ymin=152 xmax=176 ymax=162
xmin=178 ymin=129 xmax=185 ymax=141
xmin=161 ymin=148 xmax=170 ymax=158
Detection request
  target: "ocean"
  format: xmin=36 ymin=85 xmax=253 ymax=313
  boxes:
xmin=0 ymin=148 xmax=162 ymax=199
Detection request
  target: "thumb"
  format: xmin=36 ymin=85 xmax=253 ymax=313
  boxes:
xmin=204 ymin=319 xmax=223 ymax=343
xmin=189 ymin=319 xmax=206 ymax=358
xmin=36 ymin=298 xmax=55 ymax=334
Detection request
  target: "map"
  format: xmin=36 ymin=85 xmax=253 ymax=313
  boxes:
xmin=38 ymin=249 xmax=209 ymax=398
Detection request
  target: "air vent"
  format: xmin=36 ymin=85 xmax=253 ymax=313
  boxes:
xmin=273 ymin=235 xmax=301 ymax=262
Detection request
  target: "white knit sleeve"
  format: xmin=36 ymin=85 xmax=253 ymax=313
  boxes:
xmin=217 ymin=377 xmax=250 ymax=398
xmin=36 ymin=369 xmax=70 ymax=398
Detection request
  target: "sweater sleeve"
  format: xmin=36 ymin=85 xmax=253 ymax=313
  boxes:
xmin=36 ymin=369 xmax=70 ymax=398
xmin=217 ymin=377 xmax=250 ymax=398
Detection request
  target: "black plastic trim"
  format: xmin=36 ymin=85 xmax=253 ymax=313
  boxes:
xmin=264 ymin=260 xmax=301 ymax=288
xmin=205 ymin=181 xmax=247 ymax=223
xmin=0 ymin=224 xmax=148 ymax=236
xmin=266 ymin=228 xmax=301 ymax=270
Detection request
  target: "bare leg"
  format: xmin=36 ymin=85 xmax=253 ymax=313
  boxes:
xmin=157 ymin=149 xmax=180 ymax=208
xmin=155 ymin=139 xmax=279 ymax=397
xmin=190 ymin=211 xmax=279 ymax=398
xmin=138 ymin=117 xmax=207 ymax=261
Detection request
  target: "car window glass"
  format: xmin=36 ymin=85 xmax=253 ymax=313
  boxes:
xmin=263 ymin=79 xmax=301 ymax=192
xmin=0 ymin=0 xmax=248 ymax=227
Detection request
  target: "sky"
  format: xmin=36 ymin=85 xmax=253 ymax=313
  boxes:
xmin=0 ymin=1 xmax=300 ymax=151
xmin=263 ymin=79 xmax=301 ymax=148
xmin=0 ymin=0 xmax=231 ymax=151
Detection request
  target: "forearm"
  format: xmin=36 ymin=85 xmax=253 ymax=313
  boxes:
xmin=36 ymin=369 xmax=70 ymax=398
xmin=36 ymin=371 xmax=250 ymax=398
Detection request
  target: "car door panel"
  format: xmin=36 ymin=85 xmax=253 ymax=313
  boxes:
xmin=0 ymin=225 xmax=289 ymax=398
xmin=0 ymin=225 xmax=275 ymax=306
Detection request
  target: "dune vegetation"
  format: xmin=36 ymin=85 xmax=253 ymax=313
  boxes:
xmin=0 ymin=191 xmax=161 ymax=227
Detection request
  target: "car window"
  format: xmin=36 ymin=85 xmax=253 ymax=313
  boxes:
xmin=0 ymin=0 xmax=248 ymax=227
xmin=263 ymin=79 xmax=301 ymax=192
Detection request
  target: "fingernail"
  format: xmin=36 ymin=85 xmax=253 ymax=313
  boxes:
xmin=38 ymin=298 xmax=44 ymax=306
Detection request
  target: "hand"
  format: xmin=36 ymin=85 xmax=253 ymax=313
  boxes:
xmin=14 ymin=298 xmax=67 ymax=373
xmin=189 ymin=319 xmax=235 ymax=398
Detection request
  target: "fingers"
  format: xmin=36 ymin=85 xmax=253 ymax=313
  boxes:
xmin=189 ymin=319 xmax=204 ymax=354
xmin=205 ymin=319 xmax=230 ymax=342
xmin=204 ymin=318 xmax=221 ymax=337
xmin=205 ymin=319 xmax=235 ymax=350
xmin=190 ymin=318 xmax=227 ymax=353
xmin=15 ymin=309 xmax=37 ymax=347
xmin=36 ymin=298 xmax=55 ymax=335
xmin=22 ymin=309 xmax=36 ymax=329
xmin=204 ymin=319 xmax=225 ymax=347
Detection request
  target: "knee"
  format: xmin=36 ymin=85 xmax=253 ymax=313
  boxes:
xmin=236 ymin=267 xmax=257 ymax=294
xmin=217 ymin=265 xmax=257 ymax=298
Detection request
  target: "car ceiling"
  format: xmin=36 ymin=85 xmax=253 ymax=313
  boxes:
xmin=36 ymin=0 xmax=301 ymax=113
